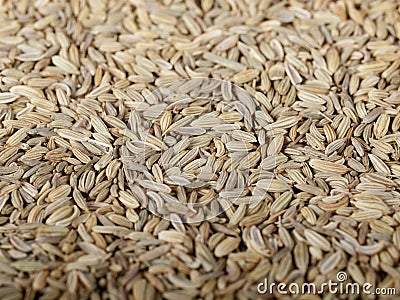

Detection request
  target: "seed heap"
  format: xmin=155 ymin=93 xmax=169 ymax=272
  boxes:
xmin=0 ymin=0 xmax=400 ymax=299
xmin=122 ymin=78 xmax=276 ymax=223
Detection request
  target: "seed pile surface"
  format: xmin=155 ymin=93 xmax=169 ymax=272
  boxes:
xmin=0 ymin=0 xmax=400 ymax=299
